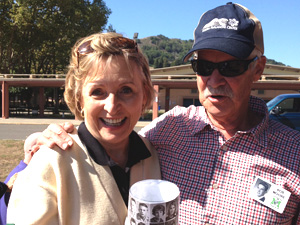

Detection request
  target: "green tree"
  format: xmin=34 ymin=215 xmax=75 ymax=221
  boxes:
xmin=106 ymin=24 xmax=116 ymax=33
xmin=0 ymin=0 xmax=111 ymax=74
xmin=0 ymin=0 xmax=14 ymax=73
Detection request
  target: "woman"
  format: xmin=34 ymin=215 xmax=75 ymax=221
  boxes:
xmin=150 ymin=204 xmax=165 ymax=224
xmin=166 ymin=201 xmax=177 ymax=220
xmin=165 ymin=201 xmax=177 ymax=225
xmin=7 ymin=32 xmax=161 ymax=225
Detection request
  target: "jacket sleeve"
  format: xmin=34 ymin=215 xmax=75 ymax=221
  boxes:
xmin=130 ymin=136 xmax=161 ymax=186
xmin=7 ymin=147 xmax=59 ymax=225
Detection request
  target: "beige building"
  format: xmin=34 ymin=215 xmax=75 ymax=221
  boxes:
xmin=150 ymin=64 xmax=300 ymax=110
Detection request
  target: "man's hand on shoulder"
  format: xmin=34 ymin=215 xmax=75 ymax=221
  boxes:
xmin=31 ymin=122 xmax=75 ymax=152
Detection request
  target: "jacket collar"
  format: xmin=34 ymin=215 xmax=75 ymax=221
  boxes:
xmin=78 ymin=123 xmax=151 ymax=167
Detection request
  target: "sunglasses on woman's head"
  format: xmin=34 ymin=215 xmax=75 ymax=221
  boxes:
xmin=191 ymin=56 xmax=258 ymax=77
xmin=77 ymin=37 xmax=138 ymax=68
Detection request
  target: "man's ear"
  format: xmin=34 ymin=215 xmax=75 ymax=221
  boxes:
xmin=253 ymin=56 xmax=266 ymax=82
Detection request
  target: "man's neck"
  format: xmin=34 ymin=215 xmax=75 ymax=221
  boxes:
xmin=208 ymin=109 xmax=263 ymax=140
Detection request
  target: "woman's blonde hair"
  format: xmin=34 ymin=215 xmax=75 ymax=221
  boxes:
xmin=64 ymin=32 xmax=155 ymax=120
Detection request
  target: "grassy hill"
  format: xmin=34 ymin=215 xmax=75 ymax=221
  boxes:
xmin=137 ymin=35 xmax=286 ymax=68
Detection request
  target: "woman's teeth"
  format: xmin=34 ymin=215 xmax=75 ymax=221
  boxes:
xmin=102 ymin=118 xmax=124 ymax=126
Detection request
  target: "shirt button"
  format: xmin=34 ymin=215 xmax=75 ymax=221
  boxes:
xmin=212 ymin=183 xmax=219 ymax=189
xmin=222 ymin=145 xmax=228 ymax=151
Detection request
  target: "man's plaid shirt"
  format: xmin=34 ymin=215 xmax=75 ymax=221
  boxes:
xmin=139 ymin=96 xmax=300 ymax=224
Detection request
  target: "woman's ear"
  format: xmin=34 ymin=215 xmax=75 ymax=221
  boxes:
xmin=253 ymin=56 xmax=267 ymax=82
xmin=78 ymin=95 xmax=85 ymax=119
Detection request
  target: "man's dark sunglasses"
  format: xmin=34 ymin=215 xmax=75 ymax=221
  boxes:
xmin=191 ymin=56 xmax=258 ymax=77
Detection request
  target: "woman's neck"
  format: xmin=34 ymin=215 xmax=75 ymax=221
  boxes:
xmin=102 ymin=139 xmax=129 ymax=169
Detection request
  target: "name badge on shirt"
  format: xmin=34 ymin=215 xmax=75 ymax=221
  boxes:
xmin=249 ymin=176 xmax=291 ymax=214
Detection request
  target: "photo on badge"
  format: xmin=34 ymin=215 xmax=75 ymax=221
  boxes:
xmin=249 ymin=176 xmax=291 ymax=214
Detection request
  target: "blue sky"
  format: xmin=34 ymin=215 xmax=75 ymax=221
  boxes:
xmin=105 ymin=0 xmax=300 ymax=69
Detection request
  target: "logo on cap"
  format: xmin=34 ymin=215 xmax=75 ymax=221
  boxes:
xmin=202 ymin=18 xmax=239 ymax=32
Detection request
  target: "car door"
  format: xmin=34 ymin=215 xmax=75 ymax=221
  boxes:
xmin=273 ymin=97 xmax=300 ymax=131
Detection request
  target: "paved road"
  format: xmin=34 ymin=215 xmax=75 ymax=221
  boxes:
xmin=0 ymin=118 xmax=149 ymax=140
xmin=0 ymin=124 xmax=50 ymax=140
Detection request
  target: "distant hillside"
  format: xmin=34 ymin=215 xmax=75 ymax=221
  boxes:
xmin=137 ymin=35 xmax=193 ymax=68
xmin=137 ymin=35 xmax=286 ymax=68
xmin=266 ymin=59 xmax=285 ymax=66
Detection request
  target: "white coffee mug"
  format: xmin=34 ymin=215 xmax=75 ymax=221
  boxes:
xmin=127 ymin=179 xmax=180 ymax=225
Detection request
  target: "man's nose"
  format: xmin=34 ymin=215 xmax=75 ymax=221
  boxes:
xmin=207 ymin=69 xmax=227 ymax=88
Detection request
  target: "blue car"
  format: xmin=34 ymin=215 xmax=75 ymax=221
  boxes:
xmin=267 ymin=94 xmax=300 ymax=131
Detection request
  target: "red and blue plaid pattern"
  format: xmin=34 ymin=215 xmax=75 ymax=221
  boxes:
xmin=140 ymin=96 xmax=300 ymax=224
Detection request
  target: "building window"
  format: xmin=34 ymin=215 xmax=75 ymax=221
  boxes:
xmin=191 ymin=89 xmax=198 ymax=94
xmin=258 ymin=90 xmax=265 ymax=95
xmin=183 ymin=98 xmax=201 ymax=107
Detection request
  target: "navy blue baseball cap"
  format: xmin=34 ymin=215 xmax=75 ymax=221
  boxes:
xmin=183 ymin=2 xmax=264 ymax=62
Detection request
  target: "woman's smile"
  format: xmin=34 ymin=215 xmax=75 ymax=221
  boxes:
xmin=100 ymin=117 xmax=127 ymax=127
xmin=82 ymin=56 xmax=146 ymax=147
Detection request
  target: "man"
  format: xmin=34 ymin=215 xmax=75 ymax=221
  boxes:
xmin=139 ymin=3 xmax=300 ymax=224
xmin=136 ymin=203 xmax=149 ymax=223
xmin=0 ymin=132 xmax=40 ymax=225
xmin=255 ymin=180 xmax=269 ymax=202
xmin=35 ymin=3 xmax=300 ymax=224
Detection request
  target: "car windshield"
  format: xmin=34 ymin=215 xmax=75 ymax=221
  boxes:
xmin=266 ymin=95 xmax=285 ymax=111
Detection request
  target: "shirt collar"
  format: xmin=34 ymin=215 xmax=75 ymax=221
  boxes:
xmin=78 ymin=122 xmax=151 ymax=168
xmin=243 ymin=96 xmax=269 ymax=148
xmin=190 ymin=106 xmax=212 ymax=135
